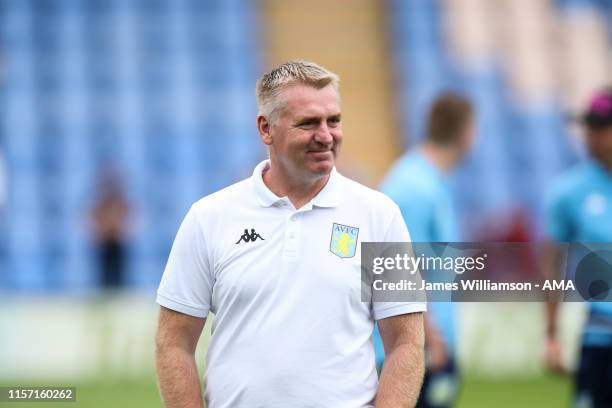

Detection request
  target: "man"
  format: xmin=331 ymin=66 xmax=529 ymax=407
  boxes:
xmin=545 ymin=88 xmax=612 ymax=408
xmin=374 ymin=93 xmax=475 ymax=408
xmin=91 ymin=169 xmax=130 ymax=289
xmin=155 ymin=61 xmax=426 ymax=408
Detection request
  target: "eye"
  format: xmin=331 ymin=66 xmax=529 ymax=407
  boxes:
xmin=328 ymin=117 xmax=341 ymax=127
xmin=298 ymin=120 xmax=316 ymax=128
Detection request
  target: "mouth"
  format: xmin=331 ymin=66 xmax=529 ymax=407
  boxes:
xmin=306 ymin=150 xmax=334 ymax=160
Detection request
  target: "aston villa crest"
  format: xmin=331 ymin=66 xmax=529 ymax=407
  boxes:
xmin=329 ymin=223 xmax=359 ymax=258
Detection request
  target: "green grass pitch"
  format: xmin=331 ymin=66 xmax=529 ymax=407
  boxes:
xmin=3 ymin=374 xmax=571 ymax=407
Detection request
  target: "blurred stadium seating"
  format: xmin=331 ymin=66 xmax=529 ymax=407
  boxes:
xmin=0 ymin=1 xmax=611 ymax=405
xmin=1 ymin=0 xmax=611 ymax=292
xmin=387 ymin=0 xmax=612 ymax=239
xmin=0 ymin=0 xmax=264 ymax=292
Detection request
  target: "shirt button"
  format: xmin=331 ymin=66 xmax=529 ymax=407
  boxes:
xmin=291 ymin=215 xmax=298 ymax=221
xmin=289 ymin=232 xmax=295 ymax=239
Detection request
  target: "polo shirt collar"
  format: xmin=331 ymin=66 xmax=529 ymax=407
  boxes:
xmin=252 ymin=160 xmax=281 ymax=207
xmin=251 ymin=160 xmax=340 ymax=208
xmin=311 ymin=167 xmax=340 ymax=208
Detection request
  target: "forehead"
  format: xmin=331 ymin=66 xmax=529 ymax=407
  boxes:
xmin=280 ymin=83 xmax=340 ymax=118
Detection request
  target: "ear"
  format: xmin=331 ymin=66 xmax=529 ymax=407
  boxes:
xmin=461 ymin=120 xmax=476 ymax=150
xmin=257 ymin=115 xmax=273 ymax=145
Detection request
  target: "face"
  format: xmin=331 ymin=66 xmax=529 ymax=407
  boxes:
xmin=459 ymin=117 xmax=476 ymax=158
xmin=258 ymin=83 xmax=342 ymax=183
xmin=586 ymin=125 xmax=612 ymax=168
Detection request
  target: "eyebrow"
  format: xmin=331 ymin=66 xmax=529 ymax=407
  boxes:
xmin=295 ymin=116 xmax=319 ymax=123
xmin=295 ymin=114 xmax=341 ymax=123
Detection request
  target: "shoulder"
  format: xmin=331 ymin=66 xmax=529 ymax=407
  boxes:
xmin=380 ymin=153 xmax=440 ymax=203
xmin=548 ymin=163 xmax=593 ymax=205
xmin=191 ymin=177 xmax=254 ymax=218
xmin=336 ymin=173 xmax=408 ymax=240
xmin=337 ymin=172 xmax=401 ymax=214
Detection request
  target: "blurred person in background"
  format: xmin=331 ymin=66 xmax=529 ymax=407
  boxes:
xmin=155 ymin=61 xmax=426 ymax=408
xmin=91 ymin=168 xmax=130 ymax=289
xmin=374 ymin=92 xmax=475 ymax=408
xmin=545 ymin=88 xmax=612 ymax=408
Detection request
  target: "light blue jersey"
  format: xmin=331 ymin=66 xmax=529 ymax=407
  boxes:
xmin=374 ymin=150 xmax=458 ymax=365
xmin=546 ymin=160 xmax=612 ymax=346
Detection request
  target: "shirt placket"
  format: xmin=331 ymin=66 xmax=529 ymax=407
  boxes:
xmin=277 ymin=200 xmax=311 ymax=258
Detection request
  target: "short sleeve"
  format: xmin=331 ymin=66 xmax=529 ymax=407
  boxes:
xmin=373 ymin=204 xmax=427 ymax=320
xmin=545 ymin=187 xmax=573 ymax=242
xmin=156 ymin=205 xmax=213 ymax=318
xmin=383 ymin=204 xmax=412 ymax=242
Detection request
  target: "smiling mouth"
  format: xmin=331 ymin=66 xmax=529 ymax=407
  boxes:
xmin=307 ymin=150 xmax=333 ymax=158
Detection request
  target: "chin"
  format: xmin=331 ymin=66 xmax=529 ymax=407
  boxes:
xmin=308 ymin=161 xmax=333 ymax=176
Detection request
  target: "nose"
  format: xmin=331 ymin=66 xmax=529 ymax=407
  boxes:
xmin=314 ymin=122 xmax=334 ymax=146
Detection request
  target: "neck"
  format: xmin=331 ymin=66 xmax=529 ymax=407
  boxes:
xmin=263 ymin=164 xmax=330 ymax=209
xmin=421 ymin=142 xmax=460 ymax=174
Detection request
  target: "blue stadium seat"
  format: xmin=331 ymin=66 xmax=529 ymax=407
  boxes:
xmin=555 ymin=0 xmax=599 ymax=9
xmin=0 ymin=0 xmax=264 ymax=292
xmin=387 ymin=0 xmax=579 ymax=239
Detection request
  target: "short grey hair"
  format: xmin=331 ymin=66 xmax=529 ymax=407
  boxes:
xmin=256 ymin=60 xmax=340 ymax=123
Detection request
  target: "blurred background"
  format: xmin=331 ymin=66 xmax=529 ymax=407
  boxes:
xmin=0 ymin=0 xmax=610 ymax=406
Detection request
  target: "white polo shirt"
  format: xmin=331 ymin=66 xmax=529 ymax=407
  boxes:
xmin=157 ymin=160 xmax=426 ymax=408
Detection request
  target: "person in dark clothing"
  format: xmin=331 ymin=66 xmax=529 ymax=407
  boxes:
xmin=91 ymin=170 xmax=129 ymax=289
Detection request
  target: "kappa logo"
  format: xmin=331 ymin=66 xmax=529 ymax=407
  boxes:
xmin=329 ymin=223 xmax=359 ymax=258
xmin=235 ymin=228 xmax=265 ymax=244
